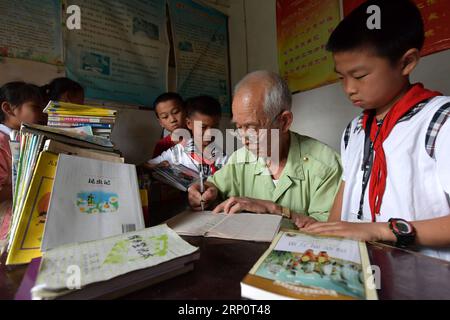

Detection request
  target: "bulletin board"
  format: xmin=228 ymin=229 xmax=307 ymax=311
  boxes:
xmin=0 ymin=0 xmax=231 ymax=112
xmin=168 ymin=0 xmax=231 ymax=114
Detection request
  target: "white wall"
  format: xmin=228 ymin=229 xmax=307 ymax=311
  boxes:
xmin=241 ymin=0 xmax=450 ymax=151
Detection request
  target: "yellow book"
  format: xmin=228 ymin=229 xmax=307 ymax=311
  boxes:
xmin=43 ymin=101 xmax=117 ymax=117
xmin=6 ymin=152 xmax=59 ymax=265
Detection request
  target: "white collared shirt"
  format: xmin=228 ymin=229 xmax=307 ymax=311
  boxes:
xmin=0 ymin=124 xmax=12 ymax=137
xmin=341 ymin=96 xmax=450 ymax=261
xmin=148 ymin=139 xmax=228 ymax=177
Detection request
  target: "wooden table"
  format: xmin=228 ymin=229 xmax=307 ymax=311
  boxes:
xmin=2 ymin=236 xmax=450 ymax=300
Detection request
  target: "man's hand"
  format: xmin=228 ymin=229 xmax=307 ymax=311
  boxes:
xmin=292 ymin=213 xmax=317 ymax=229
xmin=188 ymin=182 xmax=218 ymax=211
xmin=212 ymin=197 xmax=277 ymax=215
xmin=302 ymin=221 xmax=394 ymax=242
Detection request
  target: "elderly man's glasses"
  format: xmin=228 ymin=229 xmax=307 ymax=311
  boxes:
xmin=230 ymin=111 xmax=283 ymax=143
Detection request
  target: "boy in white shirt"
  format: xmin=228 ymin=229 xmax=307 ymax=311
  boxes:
xmin=147 ymin=95 xmax=228 ymax=177
xmin=303 ymin=0 xmax=450 ymax=261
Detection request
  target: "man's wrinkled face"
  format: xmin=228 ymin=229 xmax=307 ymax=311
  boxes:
xmin=232 ymin=84 xmax=277 ymax=159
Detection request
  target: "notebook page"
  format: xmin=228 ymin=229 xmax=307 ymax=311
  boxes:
xmin=166 ymin=211 xmax=227 ymax=236
xmin=208 ymin=213 xmax=282 ymax=242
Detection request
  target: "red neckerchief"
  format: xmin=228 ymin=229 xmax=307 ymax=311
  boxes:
xmin=362 ymin=83 xmax=441 ymax=222
xmin=189 ymin=152 xmax=218 ymax=175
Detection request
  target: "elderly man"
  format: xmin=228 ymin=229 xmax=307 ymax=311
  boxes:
xmin=188 ymin=71 xmax=342 ymax=227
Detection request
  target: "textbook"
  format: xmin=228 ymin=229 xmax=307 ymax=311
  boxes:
xmin=152 ymin=164 xmax=199 ymax=192
xmin=43 ymin=140 xmax=123 ymax=163
xmin=6 ymin=152 xmax=58 ymax=266
xmin=43 ymin=101 xmax=117 ymax=117
xmin=166 ymin=211 xmax=282 ymax=242
xmin=41 ymin=154 xmax=145 ymax=251
xmin=241 ymin=230 xmax=378 ymax=300
xmin=21 ymin=123 xmax=114 ymax=152
xmin=31 ymin=224 xmax=199 ymax=300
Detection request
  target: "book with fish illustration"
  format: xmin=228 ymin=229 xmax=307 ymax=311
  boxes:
xmin=41 ymin=154 xmax=144 ymax=251
xmin=31 ymin=225 xmax=199 ymax=300
xmin=241 ymin=230 xmax=378 ymax=300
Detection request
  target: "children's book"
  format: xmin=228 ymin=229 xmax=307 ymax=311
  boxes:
xmin=241 ymin=230 xmax=378 ymax=300
xmin=6 ymin=152 xmax=58 ymax=265
xmin=166 ymin=211 xmax=282 ymax=242
xmin=152 ymin=164 xmax=199 ymax=192
xmin=41 ymin=154 xmax=144 ymax=251
xmin=31 ymin=224 xmax=199 ymax=300
xmin=43 ymin=101 xmax=117 ymax=117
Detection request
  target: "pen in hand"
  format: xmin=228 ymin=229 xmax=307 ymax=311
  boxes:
xmin=199 ymin=165 xmax=205 ymax=211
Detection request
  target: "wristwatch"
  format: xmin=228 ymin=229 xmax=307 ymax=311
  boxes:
xmin=388 ymin=218 xmax=416 ymax=248
xmin=281 ymin=206 xmax=291 ymax=219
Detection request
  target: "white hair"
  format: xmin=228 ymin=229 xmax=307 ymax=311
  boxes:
xmin=234 ymin=70 xmax=292 ymax=120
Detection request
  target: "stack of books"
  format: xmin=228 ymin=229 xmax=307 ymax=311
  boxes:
xmin=4 ymin=120 xmax=199 ymax=300
xmin=5 ymin=123 xmax=132 ymax=266
xmin=15 ymin=225 xmax=200 ymax=300
xmin=44 ymin=101 xmax=117 ymax=139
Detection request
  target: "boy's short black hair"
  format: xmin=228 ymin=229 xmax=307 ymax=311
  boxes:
xmin=153 ymin=92 xmax=184 ymax=115
xmin=41 ymin=77 xmax=84 ymax=102
xmin=185 ymin=95 xmax=222 ymax=118
xmin=326 ymin=0 xmax=425 ymax=63
xmin=0 ymin=81 xmax=43 ymax=122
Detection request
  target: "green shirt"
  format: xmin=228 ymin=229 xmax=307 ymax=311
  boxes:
xmin=207 ymin=131 xmax=342 ymax=222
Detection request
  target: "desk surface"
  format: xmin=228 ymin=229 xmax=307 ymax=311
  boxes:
xmin=2 ymin=236 xmax=450 ymax=300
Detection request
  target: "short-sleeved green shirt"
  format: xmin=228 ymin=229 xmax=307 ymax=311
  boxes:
xmin=208 ymin=131 xmax=342 ymax=221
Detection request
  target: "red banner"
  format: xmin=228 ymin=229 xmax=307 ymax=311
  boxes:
xmin=342 ymin=0 xmax=450 ymax=56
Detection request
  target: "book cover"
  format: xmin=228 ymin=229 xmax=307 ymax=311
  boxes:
xmin=32 ymin=224 xmax=198 ymax=300
xmin=6 ymin=152 xmax=58 ymax=265
xmin=152 ymin=164 xmax=199 ymax=192
xmin=41 ymin=154 xmax=145 ymax=251
xmin=241 ymin=230 xmax=378 ymax=300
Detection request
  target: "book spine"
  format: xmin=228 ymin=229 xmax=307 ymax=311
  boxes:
xmin=48 ymin=122 xmax=113 ymax=129
xmin=47 ymin=116 xmax=115 ymax=124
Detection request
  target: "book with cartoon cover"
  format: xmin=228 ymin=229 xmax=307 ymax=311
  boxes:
xmin=241 ymin=230 xmax=378 ymax=300
xmin=41 ymin=154 xmax=144 ymax=251
xmin=6 ymin=152 xmax=58 ymax=265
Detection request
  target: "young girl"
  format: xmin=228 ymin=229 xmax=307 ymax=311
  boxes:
xmin=41 ymin=77 xmax=85 ymax=105
xmin=0 ymin=82 xmax=44 ymax=249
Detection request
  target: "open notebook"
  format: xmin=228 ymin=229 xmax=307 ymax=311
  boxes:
xmin=166 ymin=211 xmax=282 ymax=243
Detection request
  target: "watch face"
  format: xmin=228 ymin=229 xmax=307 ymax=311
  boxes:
xmin=394 ymin=220 xmax=413 ymax=235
